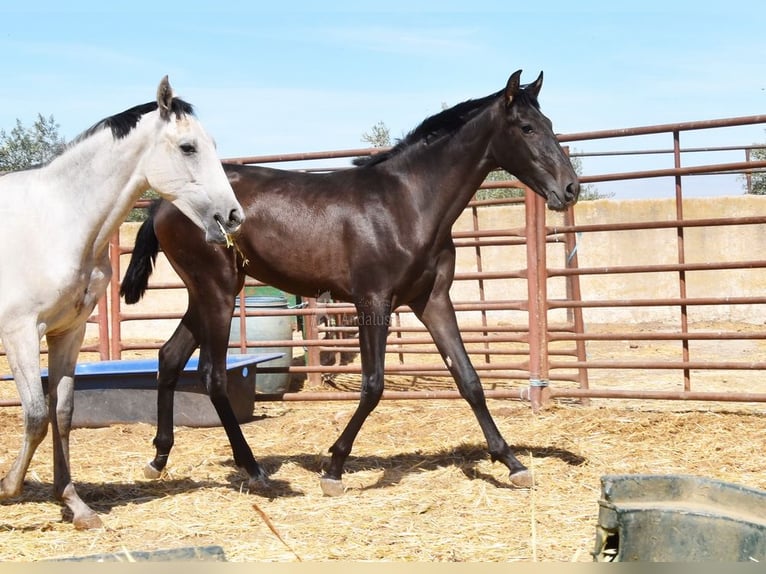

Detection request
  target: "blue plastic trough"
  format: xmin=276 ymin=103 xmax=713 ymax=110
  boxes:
xmin=2 ymin=353 xmax=282 ymax=428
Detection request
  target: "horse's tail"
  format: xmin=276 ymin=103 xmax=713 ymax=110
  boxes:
xmin=119 ymin=200 xmax=162 ymax=304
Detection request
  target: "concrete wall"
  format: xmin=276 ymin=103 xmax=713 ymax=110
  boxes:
xmin=555 ymin=194 xmax=766 ymax=324
xmin=449 ymin=194 xmax=766 ymax=326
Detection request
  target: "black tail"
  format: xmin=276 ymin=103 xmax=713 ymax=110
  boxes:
xmin=120 ymin=200 xmax=162 ymax=304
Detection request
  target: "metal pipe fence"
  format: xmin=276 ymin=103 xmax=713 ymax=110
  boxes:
xmin=2 ymin=114 xmax=766 ymax=410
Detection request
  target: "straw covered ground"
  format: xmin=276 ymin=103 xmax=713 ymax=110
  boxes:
xmin=1 ymin=322 xmax=765 ymax=562
xmin=1 ymin=397 xmax=765 ymax=562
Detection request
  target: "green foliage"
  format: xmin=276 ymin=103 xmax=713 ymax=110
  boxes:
xmin=361 ymin=121 xmax=391 ymax=148
xmin=126 ymin=189 xmax=160 ymax=222
xmin=0 ymin=114 xmax=66 ymax=171
xmin=569 ymin=153 xmax=611 ymax=200
xmin=476 ymin=169 xmax=525 ymax=201
xmin=744 ymin=145 xmax=766 ymax=195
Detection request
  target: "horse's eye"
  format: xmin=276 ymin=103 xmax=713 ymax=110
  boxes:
xmin=521 ymin=124 xmax=534 ymax=134
xmin=180 ymin=143 xmax=197 ymax=154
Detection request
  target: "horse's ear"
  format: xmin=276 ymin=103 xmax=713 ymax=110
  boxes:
xmin=505 ymin=70 xmax=523 ymax=106
xmin=156 ymin=75 xmax=173 ymax=121
xmin=526 ymin=71 xmax=544 ymax=99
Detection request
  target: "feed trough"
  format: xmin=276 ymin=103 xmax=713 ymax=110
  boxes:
xmin=593 ymin=474 xmax=766 ymax=562
xmin=2 ymin=353 xmax=282 ymax=428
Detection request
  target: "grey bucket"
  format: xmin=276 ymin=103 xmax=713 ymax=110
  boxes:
xmin=229 ymin=295 xmax=292 ymax=394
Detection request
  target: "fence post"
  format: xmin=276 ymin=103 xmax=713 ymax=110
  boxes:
xmin=525 ymin=190 xmax=550 ymax=412
xmin=95 ymin=296 xmax=110 ymax=360
xmin=109 ymin=231 xmax=122 ymax=360
xmin=562 ymin=206 xmax=590 ymax=399
xmin=304 ymin=297 xmax=322 ymax=386
xmin=673 ymin=130 xmax=691 ymax=391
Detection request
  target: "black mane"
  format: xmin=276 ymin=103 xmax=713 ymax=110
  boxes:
xmin=80 ymin=97 xmax=195 ymax=141
xmin=355 ymin=83 xmax=541 ymax=168
xmin=354 ymin=92 xmax=499 ymax=167
xmin=6 ymin=98 xmax=196 ymax=173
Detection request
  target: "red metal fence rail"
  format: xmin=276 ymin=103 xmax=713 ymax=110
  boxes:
xmin=2 ymin=114 xmax=766 ymax=409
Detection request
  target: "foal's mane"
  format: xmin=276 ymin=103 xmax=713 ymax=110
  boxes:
xmin=355 ymin=84 xmax=540 ymax=168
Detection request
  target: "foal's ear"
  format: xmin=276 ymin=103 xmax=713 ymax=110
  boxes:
xmin=525 ymin=71 xmax=544 ymax=100
xmin=156 ymin=75 xmax=174 ymax=121
xmin=505 ymin=70 xmax=523 ymax=106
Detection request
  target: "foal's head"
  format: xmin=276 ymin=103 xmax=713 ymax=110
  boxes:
xmin=489 ymin=70 xmax=579 ymax=211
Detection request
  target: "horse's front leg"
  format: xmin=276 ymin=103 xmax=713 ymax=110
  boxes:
xmin=47 ymin=326 xmax=103 ymax=529
xmin=410 ymin=256 xmax=533 ymax=488
xmin=198 ymin=299 xmax=268 ymax=488
xmin=0 ymin=323 xmax=48 ymax=500
xmin=321 ymin=296 xmax=391 ymax=496
xmin=146 ymin=318 xmax=199 ymax=478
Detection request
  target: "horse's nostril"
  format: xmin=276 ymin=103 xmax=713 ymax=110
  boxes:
xmin=566 ymin=182 xmax=580 ymax=201
xmin=229 ymin=208 xmax=244 ymax=226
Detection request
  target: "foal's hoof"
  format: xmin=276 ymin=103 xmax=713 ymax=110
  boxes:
xmin=247 ymin=473 xmax=271 ymax=492
xmin=319 ymin=477 xmax=345 ymax=497
xmin=510 ymin=469 xmax=534 ymax=489
xmin=144 ymin=462 xmax=163 ymax=480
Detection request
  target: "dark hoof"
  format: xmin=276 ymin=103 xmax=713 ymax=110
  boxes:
xmin=247 ymin=470 xmax=271 ymax=492
xmin=319 ymin=477 xmax=345 ymax=497
xmin=510 ymin=469 xmax=534 ymax=488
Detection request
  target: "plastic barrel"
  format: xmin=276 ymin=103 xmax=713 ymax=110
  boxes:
xmin=229 ymin=295 xmax=291 ymax=393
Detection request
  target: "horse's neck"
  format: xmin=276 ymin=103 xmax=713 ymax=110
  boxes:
xmin=398 ymin=109 xmax=496 ymax=232
xmin=46 ymin=127 xmax=149 ymax=255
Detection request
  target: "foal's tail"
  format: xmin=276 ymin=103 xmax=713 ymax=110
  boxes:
xmin=120 ymin=200 xmax=162 ymax=304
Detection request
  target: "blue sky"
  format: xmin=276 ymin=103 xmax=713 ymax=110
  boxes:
xmin=1 ymin=1 xmax=764 ymax=198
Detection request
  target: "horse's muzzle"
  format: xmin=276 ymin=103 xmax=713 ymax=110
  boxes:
xmin=208 ymin=208 xmax=245 ymax=244
xmin=217 ymin=207 xmax=245 ymax=234
xmin=547 ymin=181 xmax=580 ymax=211
xmin=564 ymin=181 xmax=580 ymax=205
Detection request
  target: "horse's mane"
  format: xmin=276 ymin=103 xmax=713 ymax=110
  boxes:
xmin=77 ymin=97 xmax=195 ymax=142
xmin=355 ymin=85 xmax=539 ymax=168
xmin=33 ymin=97 xmax=195 ymax=170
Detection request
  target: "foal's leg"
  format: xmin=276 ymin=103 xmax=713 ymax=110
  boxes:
xmin=149 ymin=302 xmax=269 ymax=488
xmin=146 ymin=319 xmax=198 ymax=478
xmin=196 ymin=300 xmax=269 ymax=488
xmin=410 ymin=256 xmax=532 ymax=488
xmin=47 ymin=326 xmax=103 ymax=529
xmin=321 ymin=297 xmax=391 ymax=496
xmin=0 ymin=324 xmax=49 ymax=499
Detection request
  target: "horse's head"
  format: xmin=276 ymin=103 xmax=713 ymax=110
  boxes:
xmin=489 ymin=70 xmax=579 ymax=211
xmin=141 ymin=76 xmax=244 ymax=243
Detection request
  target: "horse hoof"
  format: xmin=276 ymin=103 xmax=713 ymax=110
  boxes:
xmin=510 ymin=469 xmax=534 ymax=488
xmin=319 ymin=477 xmax=345 ymax=497
xmin=247 ymin=474 xmax=271 ymax=492
xmin=144 ymin=462 xmax=163 ymax=480
xmin=74 ymin=512 xmax=104 ymax=530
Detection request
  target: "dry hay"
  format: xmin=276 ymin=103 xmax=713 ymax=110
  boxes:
xmin=1 ymin=397 xmax=765 ymax=562
xmin=1 ymin=322 xmax=765 ymax=562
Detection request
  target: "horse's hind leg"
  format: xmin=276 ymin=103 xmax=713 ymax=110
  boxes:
xmin=410 ymin=257 xmax=532 ymax=488
xmin=47 ymin=326 xmax=103 ymax=529
xmin=0 ymin=325 xmax=49 ymax=499
xmin=321 ymin=297 xmax=390 ymax=496
xmin=147 ymin=319 xmax=199 ymax=478
xmin=152 ymin=301 xmax=269 ymax=488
